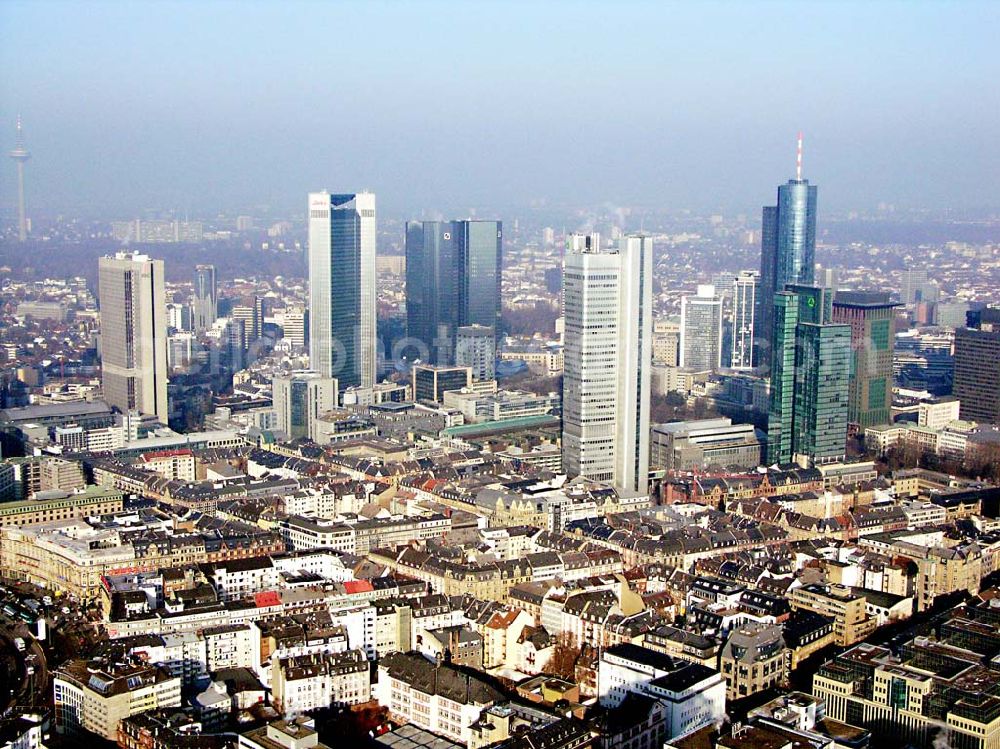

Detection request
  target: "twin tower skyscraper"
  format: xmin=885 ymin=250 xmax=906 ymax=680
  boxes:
xmin=307 ymin=191 xmax=503 ymax=392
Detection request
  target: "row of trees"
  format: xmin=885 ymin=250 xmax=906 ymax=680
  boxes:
xmin=880 ymin=441 xmax=1000 ymax=484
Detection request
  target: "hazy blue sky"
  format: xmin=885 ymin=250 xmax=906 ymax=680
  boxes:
xmin=1 ymin=0 xmax=998 ymax=219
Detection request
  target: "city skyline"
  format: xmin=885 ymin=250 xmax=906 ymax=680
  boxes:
xmin=0 ymin=0 xmax=999 ymax=740
xmin=2 ymin=1 xmax=1000 ymax=220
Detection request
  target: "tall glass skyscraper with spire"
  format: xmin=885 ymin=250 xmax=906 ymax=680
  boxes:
xmin=756 ymin=142 xmax=818 ymax=367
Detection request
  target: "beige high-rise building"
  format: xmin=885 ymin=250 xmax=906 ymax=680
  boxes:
xmin=281 ymin=307 xmax=307 ymax=348
xmin=680 ymin=285 xmax=724 ymax=371
xmin=99 ymin=252 xmax=168 ymax=423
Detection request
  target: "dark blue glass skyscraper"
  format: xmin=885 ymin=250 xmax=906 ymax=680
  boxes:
xmin=756 ymin=178 xmax=818 ymax=366
xmin=406 ymin=220 xmax=502 ymax=365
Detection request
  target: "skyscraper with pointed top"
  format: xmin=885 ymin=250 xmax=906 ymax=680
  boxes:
xmin=8 ymin=116 xmax=30 ymax=242
xmin=756 ymin=134 xmax=818 ymax=366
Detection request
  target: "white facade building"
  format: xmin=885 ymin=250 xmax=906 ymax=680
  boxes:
xmin=272 ymin=649 xmax=370 ymax=714
xmin=598 ymin=643 xmax=726 ymax=741
xmin=680 ymin=285 xmax=724 ymax=371
xmin=271 ymin=370 xmax=338 ymax=441
xmin=374 ymin=652 xmax=500 ymax=744
xmin=731 ymin=271 xmax=758 ymax=370
xmin=918 ymin=397 xmax=961 ymax=430
xmin=562 ymin=234 xmax=652 ymax=493
xmin=201 ymin=623 xmax=261 ymax=673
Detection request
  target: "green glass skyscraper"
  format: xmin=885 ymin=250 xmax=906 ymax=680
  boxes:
xmin=767 ymin=284 xmax=850 ymax=465
xmin=767 ymin=291 xmax=799 ymax=464
xmin=831 ymin=292 xmax=899 ymax=428
xmin=793 ymin=323 xmax=851 ymax=462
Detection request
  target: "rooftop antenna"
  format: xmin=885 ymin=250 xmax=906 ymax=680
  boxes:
xmin=796 ymin=131 xmax=803 ymax=181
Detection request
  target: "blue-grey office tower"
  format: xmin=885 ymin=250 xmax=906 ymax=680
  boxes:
xmin=406 ymin=220 xmax=502 ymax=366
xmin=756 ymin=139 xmax=818 ymax=368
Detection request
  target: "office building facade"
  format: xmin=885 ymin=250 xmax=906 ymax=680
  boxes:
xmin=272 ymin=371 xmax=338 ymax=441
xmin=899 ymin=268 xmax=939 ymax=305
xmin=308 ymin=191 xmax=377 ymax=390
xmin=562 ymin=234 xmax=652 ymax=493
xmin=650 ymin=417 xmax=761 ymax=471
xmin=954 ymin=327 xmax=1000 ymax=425
xmin=231 ymin=295 xmax=263 ymax=344
xmin=405 ymin=219 xmax=502 ymax=365
xmin=793 ymin=323 xmax=852 ymax=462
xmin=680 ymin=285 xmax=724 ymax=371
xmin=831 ymin=291 xmax=898 ymax=428
xmin=731 ymin=271 xmax=758 ymax=370
xmin=767 ymin=285 xmax=850 ymax=465
xmin=412 ymin=364 xmax=473 ymax=404
xmin=99 ymin=252 xmax=169 ymax=423
xmin=281 ymin=307 xmax=307 ymax=349
xmin=192 ymin=264 xmax=217 ymax=332
xmin=455 ymin=324 xmax=496 ymax=381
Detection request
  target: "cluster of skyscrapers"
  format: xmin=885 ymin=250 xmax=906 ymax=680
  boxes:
xmin=754 ymin=153 xmax=858 ymax=466
xmin=752 ymin=144 xmax=903 ymax=466
xmin=94 ymin=142 xmax=961 ymax=492
xmin=306 ymin=192 xmax=504 ymax=405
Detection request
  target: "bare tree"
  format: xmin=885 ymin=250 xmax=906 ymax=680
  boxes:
xmin=541 ymin=631 xmax=580 ymax=680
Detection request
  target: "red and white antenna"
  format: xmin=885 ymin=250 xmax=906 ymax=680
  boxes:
xmin=796 ymin=131 xmax=803 ymax=180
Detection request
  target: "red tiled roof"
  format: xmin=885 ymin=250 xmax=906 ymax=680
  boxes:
xmin=254 ymin=591 xmax=281 ymax=608
xmin=344 ymin=580 xmax=374 ymax=595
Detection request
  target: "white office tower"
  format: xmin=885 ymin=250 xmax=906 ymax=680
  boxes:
xmin=567 ymin=232 xmax=601 ymax=253
xmin=308 ymin=191 xmax=377 ymax=390
xmin=167 ymin=332 xmax=194 ymax=370
xmin=272 ymin=371 xmax=338 ymax=441
xmin=680 ymin=285 xmax=724 ymax=371
xmin=563 ymin=233 xmax=601 ymax=316
xmin=455 ymin=324 xmax=496 ymax=382
xmin=731 ymin=271 xmax=759 ymax=370
xmin=99 ymin=252 xmax=169 ymax=423
xmin=563 ymin=234 xmax=652 ymax=493
xmin=282 ymin=307 xmax=307 ymax=349
xmin=167 ymin=302 xmax=191 ymax=332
